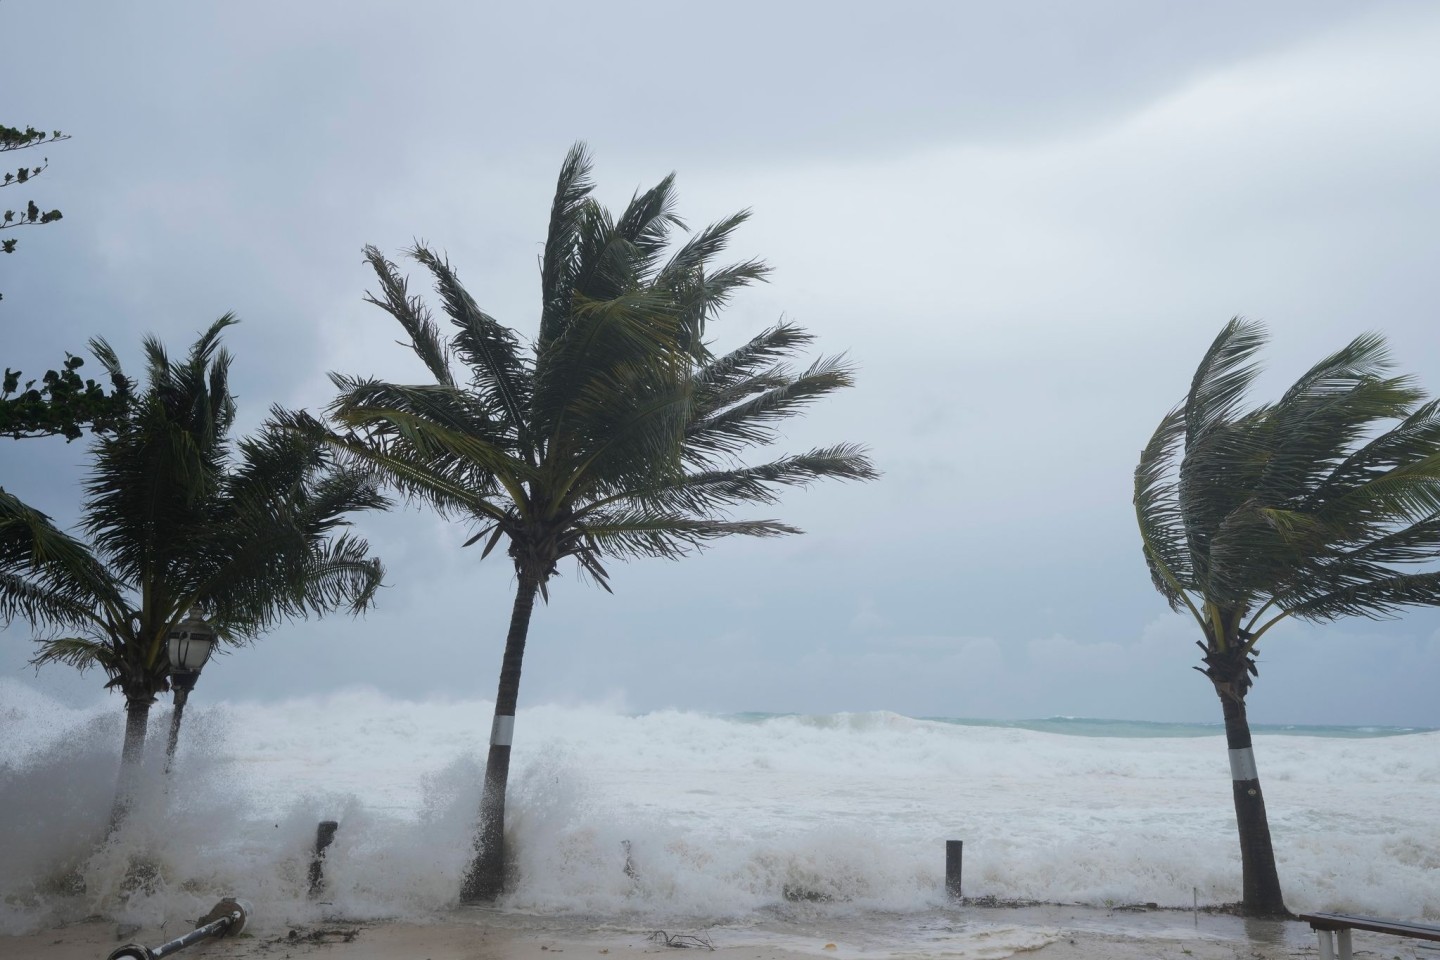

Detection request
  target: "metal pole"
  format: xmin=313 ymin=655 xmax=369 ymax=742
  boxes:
xmin=945 ymin=840 xmax=963 ymax=900
xmin=165 ymin=669 xmax=202 ymax=772
xmin=164 ymin=686 xmax=190 ymax=772
xmin=107 ymin=898 xmax=249 ymax=960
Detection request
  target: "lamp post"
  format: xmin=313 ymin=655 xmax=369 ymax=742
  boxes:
xmin=165 ymin=615 xmax=216 ymax=770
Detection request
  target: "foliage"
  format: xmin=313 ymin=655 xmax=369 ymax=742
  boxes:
xmin=12 ymin=316 xmax=389 ymax=708
xmin=0 ymin=486 xmax=108 ymax=627
xmin=1135 ymin=317 xmax=1440 ymax=668
xmin=314 ymin=144 xmax=877 ymax=597
xmin=1 ymin=352 xmax=131 ymax=440
xmin=0 ymin=124 xmax=68 ymax=294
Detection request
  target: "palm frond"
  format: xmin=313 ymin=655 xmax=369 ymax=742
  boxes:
xmin=285 ymin=405 xmax=505 ymax=520
xmin=332 ymin=403 xmax=533 ymax=504
xmin=1255 ymin=333 xmax=1420 ymax=507
xmin=695 ymin=322 xmax=814 ymax=395
xmin=83 ymin=318 xmax=241 ymax=587
xmin=192 ymin=419 xmax=390 ymax=632
xmin=1140 ymin=319 xmax=1440 ymax=650
xmin=580 ymin=511 xmax=801 ymax=561
xmin=538 ymin=142 xmax=595 ymax=350
xmin=0 ymin=487 xmax=121 ymax=627
xmin=362 ymin=244 xmax=455 ymax=386
xmin=1324 ymin=513 xmax=1440 ymax=566
xmin=1287 ymin=570 xmax=1440 ymax=621
xmin=609 ymin=444 xmax=878 ymax=515
xmin=657 ymin=210 xmax=751 ymax=283
xmin=686 ymin=354 xmax=856 ymax=462
xmin=1184 ymin=317 xmax=1267 ymax=444
xmin=1133 ymin=406 xmax=1198 ymax=613
xmin=30 ymin=635 xmax=115 ymax=674
xmin=0 ymin=569 xmax=103 ymax=629
xmin=554 ymin=366 xmax=694 ymax=502
xmin=409 ymin=244 xmax=532 ymax=438
xmin=615 ymin=172 xmax=684 ymax=276
xmin=533 ymin=289 xmax=689 ymax=442
xmin=298 ymin=536 xmax=386 ymax=616
xmin=655 ymin=210 xmax=771 ymax=348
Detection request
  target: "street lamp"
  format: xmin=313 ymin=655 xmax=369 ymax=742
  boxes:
xmin=165 ymin=615 xmax=216 ymax=769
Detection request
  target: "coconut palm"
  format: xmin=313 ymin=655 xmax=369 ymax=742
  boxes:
xmin=1134 ymin=318 xmax=1440 ymax=916
xmin=312 ymin=144 xmax=877 ymax=901
xmin=20 ymin=316 xmax=387 ymax=825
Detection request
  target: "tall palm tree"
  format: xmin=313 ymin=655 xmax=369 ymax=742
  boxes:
xmin=313 ymin=144 xmax=878 ymax=901
xmin=17 ymin=316 xmax=388 ymax=825
xmin=1134 ymin=318 xmax=1440 ymax=916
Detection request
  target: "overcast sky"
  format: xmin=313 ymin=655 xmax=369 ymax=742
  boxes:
xmin=4 ymin=1 xmax=1440 ymax=726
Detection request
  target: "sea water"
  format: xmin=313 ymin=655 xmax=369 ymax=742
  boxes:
xmin=1 ymin=679 xmax=1436 ymax=944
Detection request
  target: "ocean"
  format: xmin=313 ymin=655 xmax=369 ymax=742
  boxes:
xmin=2 ymin=679 xmax=1436 ymax=943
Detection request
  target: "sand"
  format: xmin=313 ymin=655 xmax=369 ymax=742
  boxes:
xmin=0 ymin=904 xmax=1340 ymax=960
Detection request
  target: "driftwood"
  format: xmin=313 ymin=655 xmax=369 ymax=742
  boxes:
xmin=647 ymin=930 xmax=715 ymax=950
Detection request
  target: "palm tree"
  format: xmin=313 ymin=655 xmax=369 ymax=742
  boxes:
xmin=17 ymin=316 xmax=388 ymax=826
xmin=313 ymin=144 xmax=878 ymax=901
xmin=1134 ymin=318 xmax=1440 ymax=916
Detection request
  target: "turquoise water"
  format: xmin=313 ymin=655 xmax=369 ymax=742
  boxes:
xmin=925 ymin=715 xmax=1437 ymax=738
xmin=729 ymin=712 xmax=1435 ymax=738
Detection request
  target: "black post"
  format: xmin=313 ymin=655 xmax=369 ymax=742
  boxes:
xmin=164 ymin=686 xmax=189 ymax=773
xmin=308 ymin=820 xmax=340 ymax=897
xmin=945 ymin=840 xmax=963 ymax=900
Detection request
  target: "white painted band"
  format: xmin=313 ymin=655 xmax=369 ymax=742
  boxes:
xmin=491 ymin=715 xmax=515 ymax=747
xmin=1229 ymin=747 xmax=1258 ymax=781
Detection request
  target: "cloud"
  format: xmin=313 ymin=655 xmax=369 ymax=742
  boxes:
xmin=4 ymin=2 xmax=1440 ymax=726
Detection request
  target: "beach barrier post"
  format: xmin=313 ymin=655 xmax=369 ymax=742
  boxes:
xmin=308 ymin=819 xmax=340 ymax=897
xmin=945 ymin=840 xmax=963 ymax=900
xmin=106 ymin=897 xmax=250 ymax=960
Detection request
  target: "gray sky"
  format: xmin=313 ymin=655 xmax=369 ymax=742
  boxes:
xmin=4 ymin=1 xmax=1440 ymax=726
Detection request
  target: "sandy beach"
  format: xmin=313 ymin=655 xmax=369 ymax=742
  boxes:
xmin=1 ymin=903 xmax=1330 ymax=960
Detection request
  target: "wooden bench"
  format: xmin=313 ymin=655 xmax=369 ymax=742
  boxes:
xmin=1299 ymin=912 xmax=1440 ymax=960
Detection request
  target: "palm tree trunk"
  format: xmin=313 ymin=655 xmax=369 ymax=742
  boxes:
xmin=108 ymin=696 xmax=152 ymax=832
xmin=460 ymin=570 xmax=541 ymax=903
xmin=1218 ymin=691 xmax=1288 ymax=917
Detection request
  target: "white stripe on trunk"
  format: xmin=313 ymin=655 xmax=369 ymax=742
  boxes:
xmin=491 ymin=714 xmax=515 ymax=747
xmin=1228 ymin=747 xmax=1258 ymax=781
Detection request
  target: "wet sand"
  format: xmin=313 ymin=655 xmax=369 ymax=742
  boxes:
xmin=1 ymin=903 xmax=1328 ymax=960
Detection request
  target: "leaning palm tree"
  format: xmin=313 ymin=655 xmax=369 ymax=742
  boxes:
xmin=313 ymin=144 xmax=877 ymax=901
xmin=19 ymin=315 xmax=387 ymax=826
xmin=1134 ymin=318 xmax=1440 ymax=916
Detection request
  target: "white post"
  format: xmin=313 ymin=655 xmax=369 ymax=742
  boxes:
xmin=1316 ymin=930 xmax=1335 ymax=960
xmin=1336 ymin=929 xmax=1352 ymax=960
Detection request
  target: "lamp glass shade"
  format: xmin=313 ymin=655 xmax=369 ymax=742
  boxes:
xmin=168 ymin=618 xmax=217 ymax=673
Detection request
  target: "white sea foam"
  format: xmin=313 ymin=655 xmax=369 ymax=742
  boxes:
xmin=1 ymin=680 xmax=1436 ymax=937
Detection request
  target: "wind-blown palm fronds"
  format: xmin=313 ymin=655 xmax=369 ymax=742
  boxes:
xmin=10 ymin=317 xmax=388 ymax=826
xmin=0 ymin=488 xmax=117 ymax=626
xmin=1133 ymin=318 xmax=1440 ymax=916
xmin=322 ymin=143 xmax=877 ymax=902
